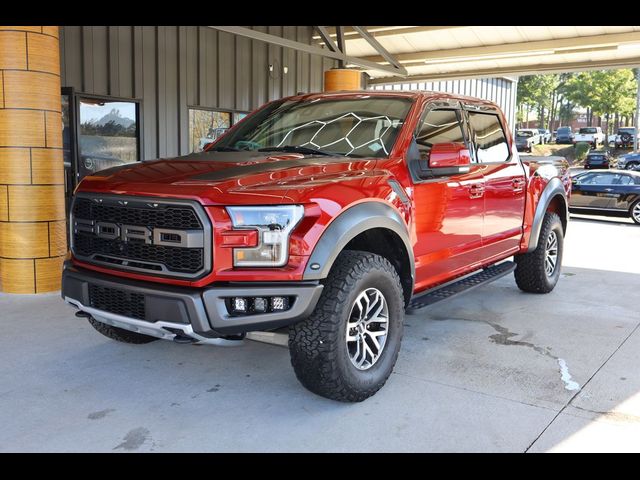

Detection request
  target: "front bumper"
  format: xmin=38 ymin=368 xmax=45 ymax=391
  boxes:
xmin=62 ymin=262 xmax=323 ymax=342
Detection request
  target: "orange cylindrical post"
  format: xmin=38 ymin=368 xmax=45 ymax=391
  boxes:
xmin=0 ymin=26 xmax=66 ymax=293
xmin=324 ymin=69 xmax=363 ymax=92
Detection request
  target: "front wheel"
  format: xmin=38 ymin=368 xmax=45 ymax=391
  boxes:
xmin=631 ymin=200 xmax=640 ymax=225
xmin=289 ymin=251 xmax=404 ymax=402
xmin=514 ymin=211 xmax=564 ymax=293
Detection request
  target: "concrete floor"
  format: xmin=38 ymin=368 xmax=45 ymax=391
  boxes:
xmin=1 ymin=213 xmax=639 ymax=452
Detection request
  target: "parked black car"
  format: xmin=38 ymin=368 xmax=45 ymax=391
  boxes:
xmin=584 ymin=151 xmax=612 ymax=169
xmin=555 ymin=126 xmax=574 ymax=144
xmin=569 ymin=170 xmax=640 ymax=224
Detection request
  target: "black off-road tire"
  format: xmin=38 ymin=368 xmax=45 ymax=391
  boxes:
xmin=514 ymin=211 xmax=564 ymax=293
xmin=630 ymin=200 xmax=640 ymax=225
xmin=88 ymin=318 xmax=158 ymax=344
xmin=289 ymin=251 xmax=404 ymax=402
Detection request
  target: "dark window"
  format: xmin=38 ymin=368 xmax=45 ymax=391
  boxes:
xmin=580 ymin=173 xmax=614 ymax=185
xmin=467 ymin=111 xmax=510 ymax=163
xmin=78 ymin=97 xmax=140 ymax=181
xmin=615 ymin=175 xmax=634 ymax=186
xmin=414 ymin=109 xmax=466 ymax=161
xmin=580 ymin=127 xmax=597 ymax=134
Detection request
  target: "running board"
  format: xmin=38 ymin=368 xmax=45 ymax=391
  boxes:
xmin=406 ymin=261 xmax=516 ymax=314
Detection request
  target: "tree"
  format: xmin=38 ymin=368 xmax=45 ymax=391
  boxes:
xmin=517 ymin=74 xmax=559 ymax=129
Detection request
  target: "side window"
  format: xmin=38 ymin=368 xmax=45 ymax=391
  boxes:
xmin=586 ymin=173 xmax=615 ymax=185
xmin=467 ymin=111 xmax=510 ymax=163
xmin=616 ymin=175 xmax=633 ymax=186
xmin=414 ymin=109 xmax=466 ymax=161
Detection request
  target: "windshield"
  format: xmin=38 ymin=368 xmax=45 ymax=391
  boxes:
xmin=211 ymin=96 xmax=413 ymax=158
xmin=558 ymin=127 xmax=570 ymax=134
xmin=517 ymin=131 xmax=533 ymax=138
xmin=580 ymin=128 xmax=597 ymax=134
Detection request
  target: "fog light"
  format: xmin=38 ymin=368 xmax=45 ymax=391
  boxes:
xmin=232 ymin=297 xmax=248 ymax=313
xmin=252 ymin=297 xmax=268 ymax=313
xmin=270 ymin=296 xmax=289 ymax=311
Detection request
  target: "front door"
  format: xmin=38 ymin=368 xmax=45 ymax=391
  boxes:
xmin=572 ymin=172 xmax=617 ymax=208
xmin=465 ymin=108 xmax=526 ymax=263
xmin=409 ymin=106 xmax=485 ymax=292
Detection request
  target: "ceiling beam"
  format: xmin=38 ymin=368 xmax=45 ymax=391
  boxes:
xmin=209 ymin=26 xmax=407 ymax=77
xmin=362 ymin=31 xmax=640 ymax=65
xmin=315 ymin=26 xmax=339 ymax=52
xmin=313 ymin=26 xmax=467 ymax=41
xmin=352 ymin=26 xmax=407 ymax=75
xmin=367 ymin=57 xmax=640 ymax=84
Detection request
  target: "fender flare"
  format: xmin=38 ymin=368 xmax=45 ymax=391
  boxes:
xmin=527 ymin=177 xmax=568 ymax=252
xmin=302 ymin=202 xmax=415 ymax=287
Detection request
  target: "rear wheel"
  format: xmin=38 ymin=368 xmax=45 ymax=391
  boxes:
xmin=88 ymin=318 xmax=158 ymax=344
xmin=514 ymin=211 xmax=564 ymax=293
xmin=289 ymin=251 xmax=404 ymax=402
xmin=631 ymin=200 xmax=640 ymax=225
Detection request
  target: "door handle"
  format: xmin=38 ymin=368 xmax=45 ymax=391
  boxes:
xmin=604 ymin=188 xmax=613 ymax=192
xmin=469 ymin=183 xmax=485 ymax=199
xmin=512 ymin=178 xmax=525 ymax=191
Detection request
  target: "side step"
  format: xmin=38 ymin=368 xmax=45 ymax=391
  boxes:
xmin=406 ymin=261 xmax=516 ymax=314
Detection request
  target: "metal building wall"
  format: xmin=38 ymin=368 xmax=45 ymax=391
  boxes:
xmin=59 ymin=26 xmax=335 ymax=160
xmin=371 ymin=77 xmax=519 ymax=133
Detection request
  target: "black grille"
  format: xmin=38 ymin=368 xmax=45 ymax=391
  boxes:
xmin=71 ymin=196 xmax=208 ymax=277
xmin=74 ymin=234 xmax=203 ymax=273
xmin=73 ymin=198 xmax=202 ymax=229
xmin=89 ymin=284 xmax=146 ymax=320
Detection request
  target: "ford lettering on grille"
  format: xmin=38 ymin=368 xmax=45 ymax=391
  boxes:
xmin=74 ymin=219 xmax=204 ymax=248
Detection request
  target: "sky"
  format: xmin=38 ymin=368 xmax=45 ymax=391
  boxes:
xmin=79 ymin=100 xmax=136 ymax=123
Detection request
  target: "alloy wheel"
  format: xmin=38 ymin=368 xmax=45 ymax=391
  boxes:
xmin=544 ymin=230 xmax=559 ymax=277
xmin=633 ymin=203 xmax=640 ymax=224
xmin=346 ymin=288 xmax=389 ymax=371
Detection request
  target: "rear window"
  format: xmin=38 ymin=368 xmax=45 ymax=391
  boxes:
xmin=588 ymin=155 xmax=603 ymax=161
xmin=580 ymin=128 xmax=597 ymax=134
xmin=468 ymin=112 xmax=510 ymax=163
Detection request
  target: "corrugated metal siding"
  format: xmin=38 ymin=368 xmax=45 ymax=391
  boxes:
xmin=372 ymin=77 xmax=518 ymax=133
xmin=59 ymin=26 xmax=334 ymax=160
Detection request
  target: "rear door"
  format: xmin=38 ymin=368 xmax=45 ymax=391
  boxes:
xmin=571 ymin=172 xmax=617 ymax=208
xmin=464 ymin=106 xmax=527 ymax=263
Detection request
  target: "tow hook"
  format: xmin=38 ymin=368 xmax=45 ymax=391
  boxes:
xmin=75 ymin=310 xmax=92 ymax=319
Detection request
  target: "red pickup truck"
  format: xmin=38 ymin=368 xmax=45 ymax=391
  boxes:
xmin=62 ymin=91 xmax=571 ymax=402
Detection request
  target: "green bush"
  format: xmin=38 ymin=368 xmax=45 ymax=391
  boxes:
xmin=574 ymin=142 xmax=591 ymax=161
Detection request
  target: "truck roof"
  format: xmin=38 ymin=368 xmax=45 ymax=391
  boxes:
xmin=282 ymin=89 xmax=500 ymax=109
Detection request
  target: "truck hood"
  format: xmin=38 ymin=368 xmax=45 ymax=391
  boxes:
xmin=77 ymin=150 xmax=384 ymax=205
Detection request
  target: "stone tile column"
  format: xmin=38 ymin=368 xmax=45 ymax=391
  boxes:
xmin=0 ymin=26 xmax=66 ymax=293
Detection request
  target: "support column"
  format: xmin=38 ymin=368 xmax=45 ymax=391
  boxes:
xmin=324 ymin=68 xmax=363 ymax=92
xmin=0 ymin=26 xmax=66 ymax=294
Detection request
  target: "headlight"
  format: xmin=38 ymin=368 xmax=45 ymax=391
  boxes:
xmin=226 ymin=205 xmax=304 ymax=267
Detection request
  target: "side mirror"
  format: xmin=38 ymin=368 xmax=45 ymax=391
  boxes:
xmin=427 ymin=142 xmax=471 ymax=176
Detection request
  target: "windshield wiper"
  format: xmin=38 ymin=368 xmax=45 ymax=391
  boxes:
xmin=207 ymin=146 xmax=240 ymax=152
xmin=258 ymin=145 xmax=342 ymax=156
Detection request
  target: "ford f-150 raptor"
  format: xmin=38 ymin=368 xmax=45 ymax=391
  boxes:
xmin=62 ymin=91 xmax=571 ymax=402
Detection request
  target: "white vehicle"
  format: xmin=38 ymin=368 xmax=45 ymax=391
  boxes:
xmin=517 ymin=128 xmax=542 ymax=145
xmin=574 ymin=126 xmax=605 ymax=147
